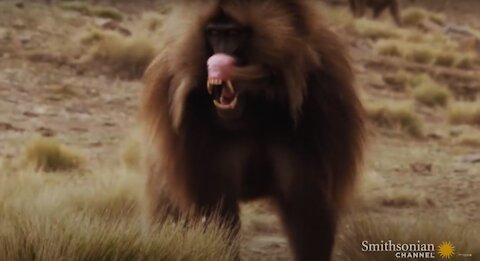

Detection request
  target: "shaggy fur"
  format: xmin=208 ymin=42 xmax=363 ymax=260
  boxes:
xmin=141 ymin=0 xmax=365 ymax=260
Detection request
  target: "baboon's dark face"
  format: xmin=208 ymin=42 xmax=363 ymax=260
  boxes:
xmin=205 ymin=12 xmax=251 ymax=121
xmin=205 ymin=12 xmax=255 ymax=122
xmin=203 ymin=11 xmax=285 ymax=127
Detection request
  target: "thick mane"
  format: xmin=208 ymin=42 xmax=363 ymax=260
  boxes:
xmin=141 ymin=0 xmax=364 ymax=207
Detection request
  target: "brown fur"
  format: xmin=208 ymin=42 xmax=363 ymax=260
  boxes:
xmin=140 ymin=0 xmax=365 ymax=260
xmin=348 ymin=0 xmax=403 ymax=26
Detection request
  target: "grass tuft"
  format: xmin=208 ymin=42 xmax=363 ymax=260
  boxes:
xmin=457 ymin=133 xmax=480 ymax=147
xmin=405 ymin=46 xmax=435 ymax=64
xmin=429 ymin=13 xmax=446 ymax=26
xmin=412 ymin=82 xmax=451 ymax=107
xmin=60 ymin=2 xmax=123 ymax=21
xmin=448 ymin=102 xmax=480 ymax=126
xmin=366 ymin=102 xmax=423 ymax=137
xmin=381 ymin=189 xmax=433 ymax=208
xmin=455 ymin=54 xmax=476 ymax=70
xmin=23 ymin=138 xmax=83 ymax=172
xmin=402 ymin=8 xmax=427 ymax=27
xmin=375 ymin=40 xmax=403 ymax=57
xmin=434 ymin=51 xmax=457 ymax=67
xmin=142 ymin=12 xmax=164 ymax=32
xmin=121 ymin=136 xmax=142 ymax=170
xmin=352 ymin=19 xmax=401 ymax=40
xmin=91 ymin=32 xmax=156 ymax=77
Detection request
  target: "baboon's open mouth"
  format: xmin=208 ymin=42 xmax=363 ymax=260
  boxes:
xmin=207 ymin=53 xmax=239 ymax=110
xmin=207 ymin=78 xmax=238 ymax=110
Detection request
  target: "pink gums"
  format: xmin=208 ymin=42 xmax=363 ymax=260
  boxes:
xmin=207 ymin=53 xmax=237 ymax=81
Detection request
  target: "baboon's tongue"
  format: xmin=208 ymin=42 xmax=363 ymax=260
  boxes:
xmin=207 ymin=53 xmax=236 ymax=81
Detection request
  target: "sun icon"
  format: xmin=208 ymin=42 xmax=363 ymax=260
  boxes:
xmin=438 ymin=241 xmax=455 ymax=259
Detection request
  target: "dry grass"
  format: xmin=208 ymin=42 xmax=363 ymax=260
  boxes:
xmin=429 ymin=13 xmax=446 ymax=26
xmin=381 ymin=189 xmax=434 ymax=208
xmin=455 ymin=54 xmax=476 ymax=70
xmin=457 ymin=133 xmax=480 ymax=147
xmin=0 ymin=164 xmax=236 ymax=261
xmin=366 ymin=102 xmax=423 ymax=137
xmin=89 ymin=30 xmax=156 ymax=77
xmin=23 ymin=138 xmax=84 ymax=172
xmin=412 ymin=82 xmax=451 ymax=107
xmin=318 ymin=2 xmax=354 ymax=26
xmin=141 ymin=12 xmax=165 ymax=32
xmin=401 ymin=8 xmax=427 ymax=27
xmin=352 ymin=19 xmax=401 ymax=40
xmin=404 ymin=46 xmax=435 ymax=65
xmin=60 ymin=2 xmax=123 ymax=21
xmin=121 ymin=134 xmax=142 ymax=170
xmin=402 ymin=8 xmax=446 ymax=27
xmin=375 ymin=40 xmax=403 ymax=57
xmin=384 ymin=71 xmax=431 ymax=91
xmin=448 ymin=102 xmax=480 ymax=126
xmin=337 ymin=215 xmax=480 ymax=261
xmin=434 ymin=51 xmax=457 ymax=67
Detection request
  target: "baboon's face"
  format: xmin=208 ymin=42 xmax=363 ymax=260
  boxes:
xmin=205 ymin=12 xmax=253 ymax=122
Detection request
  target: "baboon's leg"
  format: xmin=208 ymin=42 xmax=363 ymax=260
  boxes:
xmin=275 ymin=177 xmax=337 ymax=261
xmin=348 ymin=0 xmax=356 ymax=15
xmin=271 ymin=148 xmax=338 ymax=261
xmin=357 ymin=0 xmax=367 ymax=17
xmin=389 ymin=0 xmax=403 ymax=26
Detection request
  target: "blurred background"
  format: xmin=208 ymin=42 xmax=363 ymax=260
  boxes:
xmin=0 ymin=0 xmax=478 ymax=260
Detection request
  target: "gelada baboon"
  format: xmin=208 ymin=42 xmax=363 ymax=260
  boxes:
xmin=348 ymin=0 xmax=404 ymax=26
xmin=141 ymin=0 xmax=365 ymax=260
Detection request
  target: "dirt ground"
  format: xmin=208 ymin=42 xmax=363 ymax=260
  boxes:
xmin=0 ymin=1 xmax=479 ymax=260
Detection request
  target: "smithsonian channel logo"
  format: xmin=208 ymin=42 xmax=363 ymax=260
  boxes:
xmin=361 ymin=240 xmax=473 ymax=259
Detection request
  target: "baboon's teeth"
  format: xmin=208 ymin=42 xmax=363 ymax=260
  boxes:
xmin=207 ymin=78 xmax=225 ymax=94
xmin=213 ymin=96 xmax=238 ymax=110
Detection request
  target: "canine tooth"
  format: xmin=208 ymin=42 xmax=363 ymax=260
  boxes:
xmin=207 ymin=82 xmax=213 ymax=94
xmin=230 ymin=96 xmax=238 ymax=109
xmin=226 ymin=81 xmax=235 ymax=93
